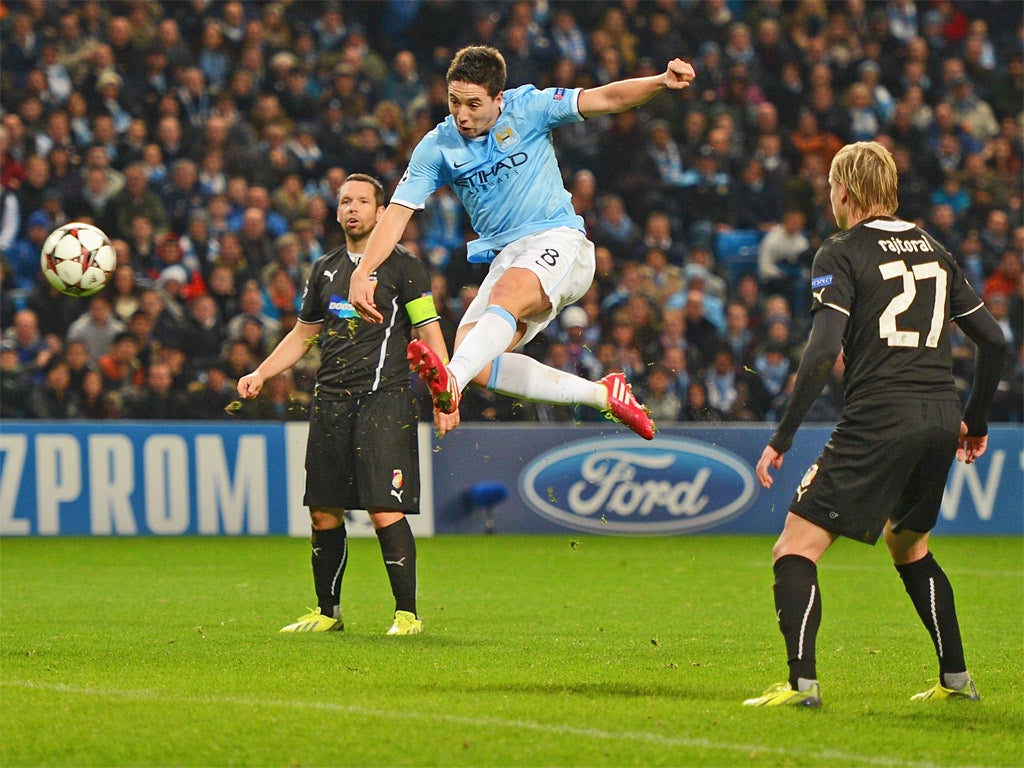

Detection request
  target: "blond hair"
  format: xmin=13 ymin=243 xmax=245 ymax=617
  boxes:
xmin=828 ymin=141 xmax=899 ymax=218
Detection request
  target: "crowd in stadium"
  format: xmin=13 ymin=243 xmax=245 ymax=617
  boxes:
xmin=1 ymin=0 xmax=1021 ymax=424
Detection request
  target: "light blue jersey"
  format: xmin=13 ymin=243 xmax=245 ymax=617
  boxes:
xmin=391 ymin=84 xmax=587 ymax=263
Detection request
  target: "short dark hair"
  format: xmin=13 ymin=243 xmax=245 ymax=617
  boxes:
xmin=338 ymin=173 xmax=385 ymax=208
xmin=446 ymin=46 xmax=506 ymax=97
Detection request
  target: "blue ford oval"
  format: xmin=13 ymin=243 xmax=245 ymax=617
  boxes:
xmin=519 ymin=436 xmax=758 ymax=535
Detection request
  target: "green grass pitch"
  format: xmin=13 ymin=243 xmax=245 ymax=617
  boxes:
xmin=2 ymin=535 xmax=1022 ymax=767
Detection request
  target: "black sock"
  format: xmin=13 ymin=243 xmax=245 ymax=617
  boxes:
xmin=773 ymin=554 xmax=821 ymax=689
xmin=376 ymin=517 xmax=417 ymax=615
xmin=895 ymin=552 xmax=967 ymax=677
xmin=311 ymin=525 xmax=347 ymax=618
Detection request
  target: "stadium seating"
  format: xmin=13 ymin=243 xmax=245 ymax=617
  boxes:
xmin=714 ymin=229 xmax=764 ymax=288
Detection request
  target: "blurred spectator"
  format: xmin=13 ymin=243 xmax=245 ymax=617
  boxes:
xmin=7 ymin=210 xmax=51 ymax=291
xmin=984 ymin=252 xmax=1023 ymax=302
xmin=0 ymin=325 xmax=32 ymax=409
xmin=758 ymin=209 xmax=811 ymax=305
xmin=734 ymin=157 xmax=783 ymax=233
xmin=188 ymin=362 xmax=236 ymax=420
xmin=680 ymin=289 xmax=721 ymax=369
xmin=111 ymin=163 xmax=170 ymax=239
xmin=121 ymin=361 xmax=190 ymax=419
xmin=638 ymin=363 xmax=682 ymax=423
xmin=161 ymin=158 xmax=204 ymax=235
xmin=97 ymin=330 xmax=144 ymax=391
xmin=680 ymin=145 xmax=734 ymax=250
xmin=66 ymin=294 xmax=126 ymax=360
xmin=25 ymin=356 xmax=81 ymax=419
xmin=638 ymin=245 xmax=685 ymax=307
xmin=752 ymin=341 xmax=795 ymax=421
xmin=979 ymin=209 xmax=1011 ymax=275
xmin=79 ymin=367 xmax=119 ymax=418
xmin=944 ymin=75 xmax=999 ymax=143
xmin=704 ymin=346 xmax=757 ymax=421
xmin=550 ymin=7 xmax=588 ymax=67
xmin=62 ymin=339 xmax=95 ymax=398
xmin=723 ymin=300 xmax=757 ymax=369
xmin=225 ymin=282 xmax=280 ymax=349
xmin=592 ymin=193 xmax=641 ymax=261
xmin=681 ymin=380 xmax=721 ymax=422
xmin=137 ymin=286 xmax=186 ymax=345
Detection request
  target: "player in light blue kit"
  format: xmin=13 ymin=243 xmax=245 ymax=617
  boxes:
xmin=349 ymin=46 xmax=696 ymax=439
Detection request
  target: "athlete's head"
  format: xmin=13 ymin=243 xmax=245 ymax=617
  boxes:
xmin=828 ymin=141 xmax=899 ymax=229
xmin=446 ymin=46 xmax=507 ymax=138
xmin=336 ymin=173 xmax=385 ymax=246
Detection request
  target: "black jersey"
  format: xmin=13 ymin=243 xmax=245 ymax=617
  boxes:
xmin=298 ymin=244 xmax=436 ymax=398
xmin=810 ymin=216 xmax=984 ymax=405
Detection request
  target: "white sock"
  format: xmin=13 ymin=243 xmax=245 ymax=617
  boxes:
xmin=447 ymin=306 xmax=518 ymax=390
xmin=489 ymin=352 xmax=606 ymax=408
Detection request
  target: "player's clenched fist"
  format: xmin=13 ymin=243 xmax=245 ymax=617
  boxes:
xmin=664 ymin=59 xmax=696 ymax=88
xmin=236 ymin=372 xmax=263 ymax=398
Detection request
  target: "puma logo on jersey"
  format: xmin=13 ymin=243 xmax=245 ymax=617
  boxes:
xmin=323 ymin=269 xmax=338 ymax=281
xmin=813 ymin=288 xmax=827 ymax=304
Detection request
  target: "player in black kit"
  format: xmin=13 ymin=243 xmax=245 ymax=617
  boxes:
xmin=238 ymin=174 xmax=457 ymax=635
xmin=744 ymin=142 xmax=1005 ymax=707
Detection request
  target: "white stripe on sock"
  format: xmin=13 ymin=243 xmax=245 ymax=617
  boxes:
xmin=929 ymin=577 xmax=944 ymax=658
xmin=797 ymin=585 xmax=816 ymax=660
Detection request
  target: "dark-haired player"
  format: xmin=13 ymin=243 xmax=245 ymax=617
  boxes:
xmin=238 ymin=174 xmax=457 ymax=635
xmin=348 ymin=45 xmax=697 ymax=441
xmin=745 ymin=142 xmax=1005 ymax=707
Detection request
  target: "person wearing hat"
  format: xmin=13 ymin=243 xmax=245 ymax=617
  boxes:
xmin=7 ymin=209 xmax=52 ymax=290
xmin=96 ymin=69 xmax=132 ymax=135
xmin=557 ymin=304 xmax=603 ymax=381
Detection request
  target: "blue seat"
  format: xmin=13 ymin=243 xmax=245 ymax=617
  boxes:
xmin=714 ymin=229 xmax=764 ymax=286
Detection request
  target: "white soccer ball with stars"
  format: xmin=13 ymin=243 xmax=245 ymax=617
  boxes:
xmin=40 ymin=222 xmax=116 ymax=297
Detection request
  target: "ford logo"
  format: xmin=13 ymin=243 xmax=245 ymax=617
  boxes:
xmin=519 ymin=437 xmax=757 ymax=535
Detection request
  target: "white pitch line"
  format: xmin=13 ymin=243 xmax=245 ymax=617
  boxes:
xmin=2 ymin=679 xmax=969 ymax=768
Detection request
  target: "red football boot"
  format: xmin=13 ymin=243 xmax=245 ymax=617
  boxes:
xmin=407 ymin=339 xmax=460 ymax=414
xmin=599 ymin=371 xmax=655 ymax=440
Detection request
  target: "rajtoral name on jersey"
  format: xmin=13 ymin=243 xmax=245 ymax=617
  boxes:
xmin=877 ymin=235 xmax=935 ymax=254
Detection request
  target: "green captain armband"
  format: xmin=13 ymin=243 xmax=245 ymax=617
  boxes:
xmin=405 ymin=294 xmax=439 ymax=326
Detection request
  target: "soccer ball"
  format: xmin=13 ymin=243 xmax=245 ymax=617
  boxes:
xmin=40 ymin=222 xmax=117 ymax=297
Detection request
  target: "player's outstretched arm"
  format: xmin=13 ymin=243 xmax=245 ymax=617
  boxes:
xmin=350 ymin=204 xmax=416 ymax=324
xmin=237 ymin=321 xmax=320 ymax=398
xmin=578 ymin=58 xmax=695 ymax=117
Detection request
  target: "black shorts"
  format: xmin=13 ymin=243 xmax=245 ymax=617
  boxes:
xmin=789 ymin=395 xmax=962 ymax=544
xmin=303 ymin=390 xmax=421 ymax=513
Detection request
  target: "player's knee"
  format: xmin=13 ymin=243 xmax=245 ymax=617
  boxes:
xmin=310 ymin=509 xmax=343 ymax=530
xmin=886 ymin=532 xmax=930 ymax=565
